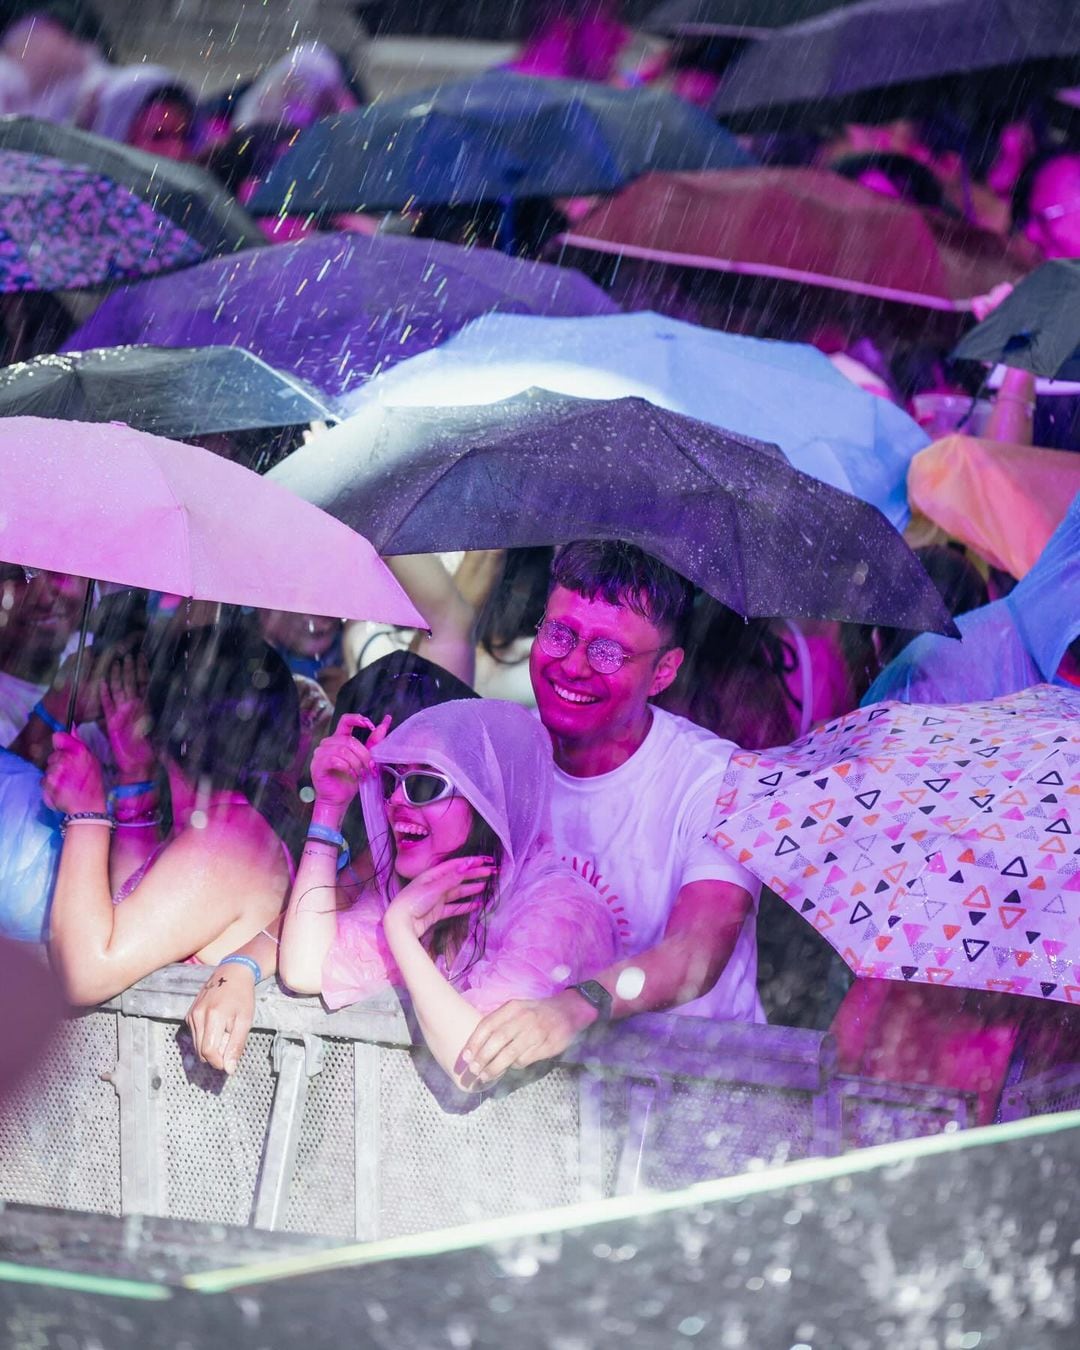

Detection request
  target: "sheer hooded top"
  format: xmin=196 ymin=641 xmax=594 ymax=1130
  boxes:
xmin=321 ymin=699 xmax=619 ymax=1012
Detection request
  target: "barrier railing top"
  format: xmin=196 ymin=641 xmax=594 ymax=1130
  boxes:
xmin=108 ymin=965 xmax=838 ymax=1092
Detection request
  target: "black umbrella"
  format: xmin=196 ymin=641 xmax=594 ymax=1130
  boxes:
xmin=644 ymin=0 xmax=857 ymax=38
xmin=268 ymin=389 xmax=956 ymax=633
xmin=0 ymin=346 xmax=337 ymax=450
xmin=0 ymin=116 xmax=262 ymax=258
xmin=713 ymin=0 xmax=1080 ymax=131
xmin=952 ymin=259 xmax=1080 ymax=382
xmin=247 ymin=72 xmax=752 ymax=218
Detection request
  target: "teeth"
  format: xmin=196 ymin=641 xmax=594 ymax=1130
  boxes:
xmin=395 ymin=824 xmax=428 ymax=840
xmin=552 ymin=683 xmax=599 ymax=705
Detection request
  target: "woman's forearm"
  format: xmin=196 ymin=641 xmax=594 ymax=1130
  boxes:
xmin=279 ymin=833 xmax=341 ymax=994
xmin=49 ymin=827 xmax=117 ymax=996
xmin=383 ymin=923 xmax=483 ymax=1088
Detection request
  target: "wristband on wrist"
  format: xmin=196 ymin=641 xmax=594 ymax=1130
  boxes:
xmin=31 ymin=701 xmax=64 ymax=733
xmin=60 ymin=811 xmax=115 ymax=836
xmin=306 ymin=822 xmax=351 ymax=871
xmin=570 ymin=979 xmax=613 ymax=1023
xmin=218 ymin=953 xmax=263 ymax=983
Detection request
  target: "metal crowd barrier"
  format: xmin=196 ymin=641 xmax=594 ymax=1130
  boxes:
xmin=0 ymin=966 xmax=978 ymax=1241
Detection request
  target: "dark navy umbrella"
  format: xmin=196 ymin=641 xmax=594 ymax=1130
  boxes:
xmin=62 ymin=232 xmax=618 ymax=400
xmin=247 ymin=71 xmax=753 ymax=217
xmin=0 ymin=346 xmax=336 ymax=442
xmin=953 ymin=259 xmax=1080 ymax=382
xmin=269 ymin=389 xmax=956 ymax=633
xmin=713 ymin=0 xmax=1080 ymax=131
xmin=644 ymin=0 xmax=858 ymax=37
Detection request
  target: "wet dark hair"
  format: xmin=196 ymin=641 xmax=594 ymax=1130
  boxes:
xmin=832 ymin=152 xmax=947 ymax=211
xmin=1010 ymin=147 xmax=1080 ymax=231
xmin=147 ymin=623 xmax=301 ymax=850
xmin=519 ymin=0 xmax=623 ymax=40
xmin=656 ymin=597 xmax=801 ymax=750
xmin=205 ymin=124 xmax=299 ymax=195
xmin=550 ymin=540 xmax=694 ymax=647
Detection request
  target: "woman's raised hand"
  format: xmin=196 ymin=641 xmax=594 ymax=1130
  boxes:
xmin=100 ymin=650 xmax=154 ymax=781
xmin=43 ymin=731 xmax=107 ymax=816
xmin=383 ymin=855 xmax=495 ymax=943
xmin=309 ymin=712 xmax=392 ymax=807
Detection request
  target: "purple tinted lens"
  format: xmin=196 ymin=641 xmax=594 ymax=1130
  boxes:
xmin=586 ymin=638 xmax=625 ymax=673
xmin=538 ymin=620 xmax=575 ymax=657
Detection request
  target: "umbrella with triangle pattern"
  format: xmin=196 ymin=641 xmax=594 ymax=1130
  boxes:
xmin=711 ymin=684 xmax=1080 ymax=1006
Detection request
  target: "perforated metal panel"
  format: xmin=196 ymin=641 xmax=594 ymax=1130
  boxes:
xmin=641 ymin=1079 xmax=815 ymax=1192
xmin=0 ymin=1010 xmax=121 ymax=1215
xmin=155 ymin=1025 xmax=276 ymax=1226
xmin=374 ymin=1050 xmax=582 ymax=1237
xmin=841 ymin=1092 xmax=964 ymax=1149
xmin=284 ymin=1038 xmax=356 ymax=1238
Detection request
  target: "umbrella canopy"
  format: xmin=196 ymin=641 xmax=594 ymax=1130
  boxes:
xmin=0 ymin=416 xmax=424 ymax=626
xmin=908 ymin=434 xmax=1080 ymax=579
xmin=0 ymin=148 xmax=204 ymax=292
xmin=247 ymin=72 xmax=753 ymax=217
xmin=0 ymin=117 xmax=262 ymax=259
xmin=62 ymin=231 xmax=618 ymax=401
xmin=713 ymin=0 xmax=1080 ymax=130
xmin=644 ymin=0 xmax=857 ymax=37
xmin=712 ymin=683 xmax=1080 ymax=1005
xmin=339 ymin=310 xmax=928 ymax=529
xmin=269 ymin=388 xmax=955 ymax=632
xmin=558 ymin=168 xmax=1029 ymax=310
xmin=952 ymin=259 xmax=1080 ymax=381
xmin=0 ymin=347 xmax=336 ymax=444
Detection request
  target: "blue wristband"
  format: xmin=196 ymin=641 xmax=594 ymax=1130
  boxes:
xmin=31 ymin=701 xmax=63 ymax=733
xmin=306 ymin=822 xmax=351 ymax=872
xmin=218 ymin=954 xmax=263 ymax=983
xmin=109 ymin=780 xmax=156 ymax=801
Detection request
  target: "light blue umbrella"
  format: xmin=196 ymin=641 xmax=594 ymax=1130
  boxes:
xmin=339 ymin=310 xmax=927 ymax=528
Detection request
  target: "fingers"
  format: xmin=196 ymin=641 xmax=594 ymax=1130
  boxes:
xmin=461 ymin=1002 xmax=523 ymax=1067
xmin=333 ymin=712 xmax=376 ymax=737
xmin=367 ymin=713 xmax=393 ymax=748
xmin=223 ymin=1007 xmax=254 ymax=1076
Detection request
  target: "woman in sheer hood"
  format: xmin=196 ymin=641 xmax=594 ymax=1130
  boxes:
xmin=279 ymin=698 xmax=618 ymax=1090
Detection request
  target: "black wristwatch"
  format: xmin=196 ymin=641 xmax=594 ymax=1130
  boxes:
xmin=570 ymin=979 xmax=613 ymax=1023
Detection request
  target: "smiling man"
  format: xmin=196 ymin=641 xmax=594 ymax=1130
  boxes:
xmin=461 ymin=541 xmax=763 ymax=1086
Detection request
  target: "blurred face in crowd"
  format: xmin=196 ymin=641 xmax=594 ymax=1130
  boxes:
xmin=128 ymin=97 xmax=194 ymax=161
xmin=0 ymin=567 xmax=84 ymax=679
xmin=1024 ymin=155 xmax=1080 ymax=260
xmin=1 ymin=16 xmax=93 ymax=87
xmin=259 ymin=610 xmax=341 ymax=660
xmin=985 ymin=120 xmax=1037 ymax=198
xmin=530 ymin=584 xmax=682 ymax=766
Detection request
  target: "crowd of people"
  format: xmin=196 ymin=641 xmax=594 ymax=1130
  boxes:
xmin=0 ymin=0 xmax=1078 ymax=1129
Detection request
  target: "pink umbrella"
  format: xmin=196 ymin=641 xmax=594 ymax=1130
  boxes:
xmin=1 ymin=417 xmax=426 ymax=721
xmin=1 ymin=416 xmax=423 ymax=623
xmin=711 ymin=685 xmax=1080 ymax=1006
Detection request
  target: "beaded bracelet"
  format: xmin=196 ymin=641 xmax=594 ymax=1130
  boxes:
xmin=60 ymin=811 xmax=115 ymax=836
xmin=218 ymin=953 xmax=263 ymax=983
xmin=31 ymin=701 xmax=64 ymax=733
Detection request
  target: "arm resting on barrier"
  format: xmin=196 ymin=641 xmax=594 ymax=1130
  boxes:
xmin=461 ymin=878 xmax=754 ymax=1085
xmin=186 ymin=923 xmax=282 ymax=1074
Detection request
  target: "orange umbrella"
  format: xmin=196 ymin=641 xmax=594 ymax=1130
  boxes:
xmin=559 ymin=168 xmax=1029 ymax=311
xmin=907 ymin=434 xmax=1080 ymax=578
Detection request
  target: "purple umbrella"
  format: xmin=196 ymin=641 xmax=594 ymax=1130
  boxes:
xmin=64 ymin=232 xmax=618 ymax=400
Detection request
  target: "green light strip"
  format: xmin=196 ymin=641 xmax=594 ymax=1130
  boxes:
xmin=186 ymin=1107 xmax=1080 ymax=1294
xmin=0 ymin=1259 xmax=172 ymax=1301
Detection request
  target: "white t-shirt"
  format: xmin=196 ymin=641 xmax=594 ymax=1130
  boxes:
xmin=549 ymin=706 xmax=765 ymax=1023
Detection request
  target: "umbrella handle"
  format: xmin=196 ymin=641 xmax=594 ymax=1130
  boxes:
xmin=64 ymin=579 xmax=96 ymax=733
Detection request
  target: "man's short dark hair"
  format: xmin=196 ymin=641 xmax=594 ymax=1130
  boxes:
xmin=551 ymin=541 xmax=694 ymax=647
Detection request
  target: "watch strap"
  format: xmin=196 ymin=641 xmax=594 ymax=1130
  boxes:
xmin=570 ymin=979 xmax=612 ymax=1023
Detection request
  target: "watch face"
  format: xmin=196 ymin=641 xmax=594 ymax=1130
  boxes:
xmin=575 ymin=981 xmax=612 ymax=1016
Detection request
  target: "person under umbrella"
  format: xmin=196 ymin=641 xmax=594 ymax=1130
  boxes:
xmin=81 ymin=63 xmax=198 ymax=162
